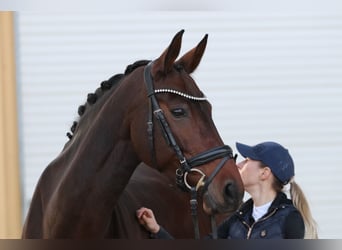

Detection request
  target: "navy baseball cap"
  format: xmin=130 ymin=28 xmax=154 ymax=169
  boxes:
xmin=236 ymin=141 xmax=295 ymax=185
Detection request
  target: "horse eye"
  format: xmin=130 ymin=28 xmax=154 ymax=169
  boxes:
xmin=171 ymin=108 xmax=186 ymax=118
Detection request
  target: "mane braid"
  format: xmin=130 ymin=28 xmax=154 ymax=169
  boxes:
xmin=66 ymin=60 xmax=150 ymax=140
xmin=66 ymin=73 xmax=124 ymax=140
xmin=125 ymin=60 xmax=151 ymax=75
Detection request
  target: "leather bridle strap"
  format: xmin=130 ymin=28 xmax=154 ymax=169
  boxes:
xmin=190 ymin=187 xmax=200 ymax=239
xmin=202 ymin=156 xmax=229 ymax=193
xmin=144 ymin=62 xmax=191 ymax=173
xmin=187 ymin=145 xmax=233 ymax=167
xmin=145 ymin=62 xmax=187 ymax=171
xmin=210 ymin=215 xmax=218 ymax=239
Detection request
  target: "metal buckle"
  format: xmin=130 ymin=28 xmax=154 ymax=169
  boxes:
xmin=184 ymin=168 xmax=206 ymax=191
xmin=176 ymin=168 xmax=184 ymax=177
xmin=153 ymin=109 xmax=163 ymax=115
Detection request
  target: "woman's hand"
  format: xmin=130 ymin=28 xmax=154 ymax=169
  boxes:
xmin=136 ymin=207 xmax=160 ymax=234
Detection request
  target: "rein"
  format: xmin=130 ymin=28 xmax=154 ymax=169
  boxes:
xmin=144 ymin=62 xmax=234 ymax=239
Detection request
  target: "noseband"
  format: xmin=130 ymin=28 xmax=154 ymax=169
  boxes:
xmin=144 ymin=62 xmax=235 ymax=192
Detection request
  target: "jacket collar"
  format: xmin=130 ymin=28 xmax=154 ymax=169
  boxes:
xmin=236 ymin=192 xmax=292 ymax=219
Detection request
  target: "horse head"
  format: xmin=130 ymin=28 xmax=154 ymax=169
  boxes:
xmin=129 ymin=30 xmax=244 ymax=214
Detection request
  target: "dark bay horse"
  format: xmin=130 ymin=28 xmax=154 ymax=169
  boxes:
xmin=22 ymin=30 xmax=244 ymax=238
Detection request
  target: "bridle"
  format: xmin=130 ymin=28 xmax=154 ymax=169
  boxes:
xmin=144 ymin=62 xmax=236 ymax=239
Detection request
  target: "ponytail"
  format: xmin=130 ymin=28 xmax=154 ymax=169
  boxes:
xmin=289 ymin=180 xmax=318 ymax=239
xmin=261 ymin=162 xmax=318 ymax=238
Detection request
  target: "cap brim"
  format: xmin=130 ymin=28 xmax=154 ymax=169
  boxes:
xmin=236 ymin=142 xmax=260 ymax=160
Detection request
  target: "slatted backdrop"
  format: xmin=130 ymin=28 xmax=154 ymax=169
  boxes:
xmin=15 ymin=12 xmax=342 ymax=238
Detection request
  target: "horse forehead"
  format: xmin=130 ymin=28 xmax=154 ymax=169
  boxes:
xmin=161 ymin=70 xmax=199 ymax=91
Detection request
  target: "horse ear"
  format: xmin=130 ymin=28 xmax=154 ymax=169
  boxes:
xmin=151 ymin=29 xmax=184 ymax=76
xmin=175 ymin=34 xmax=208 ymax=74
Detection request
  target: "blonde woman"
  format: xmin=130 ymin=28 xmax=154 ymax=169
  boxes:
xmin=136 ymin=141 xmax=318 ymax=239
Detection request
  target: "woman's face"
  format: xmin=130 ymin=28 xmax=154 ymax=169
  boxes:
xmin=237 ymin=158 xmax=263 ymax=190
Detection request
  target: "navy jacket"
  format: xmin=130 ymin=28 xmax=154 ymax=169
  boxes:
xmin=215 ymin=192 xmax=305 ymax=239
xmin=154 ymin=192 xmax=305 ymax=239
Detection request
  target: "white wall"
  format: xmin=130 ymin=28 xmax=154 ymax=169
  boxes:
xmin=3 ymin=0 xmax=342 ymax=11
xmin=15 ymin=10 xmax=342 ymax=238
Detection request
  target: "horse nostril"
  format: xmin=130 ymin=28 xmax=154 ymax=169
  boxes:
xmin=224 ymin=181 xmax=236 ymax=199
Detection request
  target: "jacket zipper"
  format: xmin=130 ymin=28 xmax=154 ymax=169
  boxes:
xmin=243 ymin=208 xmax=278 ymax=239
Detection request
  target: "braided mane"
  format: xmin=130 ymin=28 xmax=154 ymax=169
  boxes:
xmin=66 ymin=60 xmax=151 ymax=140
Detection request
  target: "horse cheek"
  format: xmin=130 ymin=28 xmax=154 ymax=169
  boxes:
xmin=129 ymin=114 xmax=151 ymax=164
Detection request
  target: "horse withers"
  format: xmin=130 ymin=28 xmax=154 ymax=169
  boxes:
xmin=22 ymin=30 xmax=244 ymax=238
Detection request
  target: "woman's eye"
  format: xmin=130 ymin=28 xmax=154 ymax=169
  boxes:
xmin=171 ymin=108 xmax=186 ymax=118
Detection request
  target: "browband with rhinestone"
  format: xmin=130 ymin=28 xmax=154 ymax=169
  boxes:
xmin=154 ymin=89 xmax=207 ymax=101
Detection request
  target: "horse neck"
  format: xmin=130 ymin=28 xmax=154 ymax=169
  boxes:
xmin=58 ymin=70 xmax=146 ymax=199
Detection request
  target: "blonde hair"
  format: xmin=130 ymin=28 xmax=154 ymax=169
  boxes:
xmin=289 ymin=179 xmax=318 ymax=239
xmin=259 ymin=162 xmax=318 ymax=238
